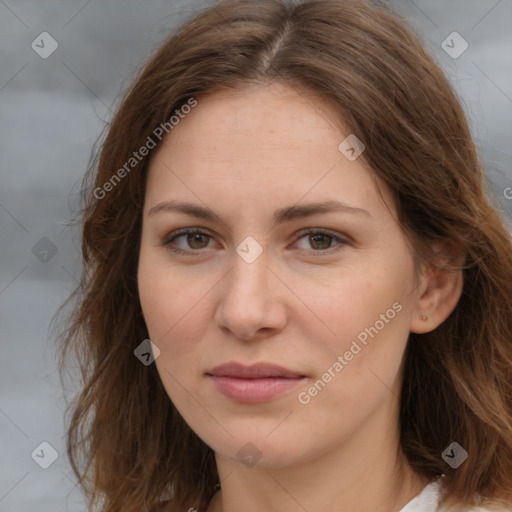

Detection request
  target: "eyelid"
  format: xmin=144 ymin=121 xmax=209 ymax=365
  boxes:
xmin=294 ymin=227 xmax=350 ymax=243
xmin=162 ymin=227 xmax=215 ymax=253
xmin=162 ymin=227 xmax=350 ymax=256
xmin=292 ymin=228 xmax=350 ymax=255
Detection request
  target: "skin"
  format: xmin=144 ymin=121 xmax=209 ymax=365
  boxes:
xmin=137 ymin=81 xmax=463 ymax=512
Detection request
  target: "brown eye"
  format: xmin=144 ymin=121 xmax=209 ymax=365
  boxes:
xmin=294 ymin=229 xmax=348 ymax=254
xmin=185 ymin=233 xmax=210 ymax=250
xmin=163 ymin=228 xmax=214 ymax=254
xmin=308 ymin=233 xmax=334 ymax=251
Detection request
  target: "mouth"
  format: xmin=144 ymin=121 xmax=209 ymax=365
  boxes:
xmin=206 ymin=362 xmax=307 ymax=403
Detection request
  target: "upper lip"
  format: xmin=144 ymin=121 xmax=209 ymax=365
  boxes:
xmin=207 ymin=362 xmax=305 ymax=379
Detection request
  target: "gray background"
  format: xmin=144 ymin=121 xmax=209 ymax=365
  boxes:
xmin=1 ymin=1 xmax=511 ymax=510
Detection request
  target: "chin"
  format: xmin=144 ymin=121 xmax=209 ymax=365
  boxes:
xmin=206 ymin=430 xmax=309 ymax=469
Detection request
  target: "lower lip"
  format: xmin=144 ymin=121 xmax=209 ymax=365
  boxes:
xmin=208 ymin=375 xmax=305 ymax=403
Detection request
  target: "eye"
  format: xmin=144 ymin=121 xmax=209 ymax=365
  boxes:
xmin=162 ymin=228 xmax=349 ymax=256
xmin=293 ymin=229 xmax=348 ymax=255
xmin=163 ymin=228 xmax=214 ymax=255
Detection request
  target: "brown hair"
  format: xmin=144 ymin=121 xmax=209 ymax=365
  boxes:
xmin=55 ymin=0 xmax=512 ymax=510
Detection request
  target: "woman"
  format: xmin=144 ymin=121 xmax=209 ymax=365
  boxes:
xmin=57 ymin=0 xmax=512 ymax=511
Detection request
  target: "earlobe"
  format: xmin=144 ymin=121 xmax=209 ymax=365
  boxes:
xmin=410 ymin=241 xmax=465 ymax=334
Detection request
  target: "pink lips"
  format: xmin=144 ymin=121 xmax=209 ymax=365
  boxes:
xmin=207 ymin=362 xmax=306 ymax=403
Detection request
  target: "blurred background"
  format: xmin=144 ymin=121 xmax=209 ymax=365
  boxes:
xmin=1 ymin=0 xmax=511 ymax=510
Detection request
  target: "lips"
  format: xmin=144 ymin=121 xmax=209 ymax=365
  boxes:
xmin=208 ymin=362 xmax=304 ymax=379
xmin=206 ymin=362 xmax=306 ymax=403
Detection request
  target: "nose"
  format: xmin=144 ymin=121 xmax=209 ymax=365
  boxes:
xmin=214 ymin=247 xmax=287 ymax=341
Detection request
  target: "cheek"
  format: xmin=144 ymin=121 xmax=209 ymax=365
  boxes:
xmin=298 ymin=260 xmax=412 ymax=389
xmin=138 ymin=261 xmax=205 ymax=407
xmin=297 ymin=267 xmax=399 ymax=349
xmin=138 ymin=247 xmax=207 ymax=344
xmin=137 ymin=254 xmax=215 ymax=399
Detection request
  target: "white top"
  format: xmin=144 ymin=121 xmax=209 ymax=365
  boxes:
xmin=398 ymin=476 xmax=509 ymax=512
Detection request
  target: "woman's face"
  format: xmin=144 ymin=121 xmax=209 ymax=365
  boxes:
xmin=138 ymin=82 xmax=424 ymax=469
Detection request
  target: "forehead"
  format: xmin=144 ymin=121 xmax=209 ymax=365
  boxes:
xmin=163 ymin=82 xmax=347 ymax=152
xmin=144 ymin=82 xmax=390 ymax=220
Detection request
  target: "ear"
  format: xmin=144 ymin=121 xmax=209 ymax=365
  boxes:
xmin=410 ymin=239 xmax=465 ymax=334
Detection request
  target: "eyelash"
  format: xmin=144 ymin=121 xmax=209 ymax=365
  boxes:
xmin=162 ymin=227 xmax=349 ymax=257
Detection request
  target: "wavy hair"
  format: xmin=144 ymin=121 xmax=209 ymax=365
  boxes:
xmin=55 ymin=0 xmax=512 ymax=510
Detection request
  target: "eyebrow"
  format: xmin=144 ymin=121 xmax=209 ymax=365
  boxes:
xmin=148 ymin=199 xmax=372 ymax=226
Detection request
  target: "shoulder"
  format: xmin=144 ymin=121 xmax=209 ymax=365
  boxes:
xmin=464 ymin=506 xmax=511 ymax=512
xmin=435 ymin=479 xmax=511 ymax=512
xmin=400 ymin=477 xmax=511 ymax=512
xmin=444 ymin=506 xmax=512 ymax=512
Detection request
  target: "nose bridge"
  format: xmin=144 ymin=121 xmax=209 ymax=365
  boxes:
xmin=228 ymin=241 xmax=269 ymax=303
xmin=215 ymin=240 xmax=283 ymax=339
